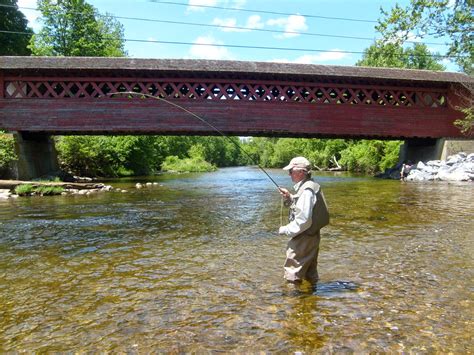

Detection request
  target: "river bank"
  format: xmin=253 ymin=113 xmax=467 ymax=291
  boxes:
xmin=0 ymin=180 xmax=116 ymax=199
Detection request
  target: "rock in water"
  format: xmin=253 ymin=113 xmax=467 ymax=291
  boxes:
xmin=406 ymin=152 xmax=473 ymax=182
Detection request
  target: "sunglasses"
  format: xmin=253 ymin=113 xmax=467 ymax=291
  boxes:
xmin=289 ymin=168 xmax=306 ymax=175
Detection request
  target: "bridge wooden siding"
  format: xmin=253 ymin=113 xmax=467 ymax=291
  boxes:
xmin=0 ymin=57 xmax=471 ymax=139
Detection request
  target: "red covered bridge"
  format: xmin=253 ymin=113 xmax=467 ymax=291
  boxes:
xmin=0 ymin=56 xmax=472 ymax=179
xmin=1 ymin=56 xmax=472 ymax=137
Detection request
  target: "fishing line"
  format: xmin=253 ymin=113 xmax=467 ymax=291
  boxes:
xmin=106 ymin=91 xmax=282 ymax=191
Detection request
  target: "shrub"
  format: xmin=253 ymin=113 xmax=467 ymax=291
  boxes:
xmin=161 ymin=155 xmax=216 ymax=173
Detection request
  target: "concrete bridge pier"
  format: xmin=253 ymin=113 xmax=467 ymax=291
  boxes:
xmin=13 ymin=132 xmax=59 ymax=180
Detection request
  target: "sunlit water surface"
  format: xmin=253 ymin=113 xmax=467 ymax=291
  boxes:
xmin=0 ymin=167 xmax=472 ymax=352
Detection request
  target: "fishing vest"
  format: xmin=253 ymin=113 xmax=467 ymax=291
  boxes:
xmin=289 ymin=179 xmax=330 ymax=235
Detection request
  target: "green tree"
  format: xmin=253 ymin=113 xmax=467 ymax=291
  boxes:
xmin=29 ymin=0 xmax=126 ymax=56
xmin=339 ymin=140 xmax=385 ymax=174
xmin=377 ymin=0 xmax=473 ymax=74
xmin=56 ymin=136 xmax=124 ymax=177
xmin=244 ymin=137 xmax=276 ymax=167
xmin=188 ymin=143 xmax=206 ymax=160
xmin=0 ymin=132 xmax=16 ymax=178
xmin=113 ymin=136 xmax=161 ymax=176
xmin=0 ymin=0 xmax=33 ymax=55
xmin=269 ymin=138 xmax=308 ymax=168
xmin=302 ymin=139 xmax=348 ymax=169
xmin=357 ymin=42 xmax=445 ymax=70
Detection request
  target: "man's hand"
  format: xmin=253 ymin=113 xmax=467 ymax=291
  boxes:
xmin=278 ymin=187 xmax=290 ymax=199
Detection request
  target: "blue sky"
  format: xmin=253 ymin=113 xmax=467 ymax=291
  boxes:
xmin=17 ymin=0 xmax=458 ymax=71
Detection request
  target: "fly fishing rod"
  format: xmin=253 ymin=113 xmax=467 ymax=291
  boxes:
xmin=107 ymin=91 xmax=282 ymax=191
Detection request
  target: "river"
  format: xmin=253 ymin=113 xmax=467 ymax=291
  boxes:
xmin=0 ymin=167 xmax=472 ymax=352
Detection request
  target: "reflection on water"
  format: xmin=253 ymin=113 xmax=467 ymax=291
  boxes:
xmin=0 ymin=167 xmax=472 ymax=352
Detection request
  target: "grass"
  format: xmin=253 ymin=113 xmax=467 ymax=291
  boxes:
xmin=14 ymin=184 xmax=34 ymax=196
xmin=14 ymin=184 xmax=64 ymax=196
xmin=35 ymin=186 xmax=65 ymax=196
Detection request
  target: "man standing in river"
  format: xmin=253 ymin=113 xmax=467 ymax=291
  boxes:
xmin=278 ymin=157 xmax=330 ymax=287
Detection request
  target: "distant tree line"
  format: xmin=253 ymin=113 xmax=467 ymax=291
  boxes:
xmin=52 ymin=135 xmax=402 ymax=177
xmin=0 ymin=133 xmax=403 ymax=178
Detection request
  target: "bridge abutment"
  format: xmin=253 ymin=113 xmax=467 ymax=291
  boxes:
xmin=399 ymin=138 xmax=474 ymax=164
xmin=13 ymin=132 xmax=59 ymax=180
xmin=399 ymin=138 xmax=444 ymax=163
xmin=439 ymin=139 xmax=474 ymax=160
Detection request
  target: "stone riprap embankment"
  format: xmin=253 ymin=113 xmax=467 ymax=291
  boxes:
xmin=406 ymin=152 xmax=474 ymax=182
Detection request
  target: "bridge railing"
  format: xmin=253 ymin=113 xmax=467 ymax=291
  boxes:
xmin=4 ymin=77 xmax=447 ymax=108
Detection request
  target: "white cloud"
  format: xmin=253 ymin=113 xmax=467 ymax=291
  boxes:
xmin=270 ymin=58 xmax=293 ymax=63
xmin=189 ymin=35 xmax=234 ymax=60
xmin=385 ymin=30 xmax=425 ymax=44
xmin=187 ymin=0 xmax=246 ymax=12
xmin=212 ymin=18 xmax=241 ymax=32
xmin=231 ymin=0 xmax=247 ymax=8
xmin=406 ymin=31 xmax=423 ymax=42
xmin=245 ymin=15 xmax=264 ymax=30
xmin=212 ymin=15 xmax=264 ymax=32
xmin=17 ymin=0 xmax=41 ymax=31
xmin=187 ymin=0 xmax=218 ymax=12
xmin=267 ymin=15 xmax=307 ymax=38
xmin=269 ymin=50 xmax=349 ymax=64
xmin=294 ymin=51 xmax=349 ymax=64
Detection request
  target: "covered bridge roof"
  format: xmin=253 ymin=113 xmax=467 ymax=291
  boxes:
xmin=1 ymin=56 xmax=472 ymax=87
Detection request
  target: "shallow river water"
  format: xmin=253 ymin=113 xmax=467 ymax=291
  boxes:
xmin=0 ymin=167 xmax=473 ymax=352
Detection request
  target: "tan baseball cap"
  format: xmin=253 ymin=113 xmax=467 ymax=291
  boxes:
xmin=283 ymin=156 xmax=311 ymax=171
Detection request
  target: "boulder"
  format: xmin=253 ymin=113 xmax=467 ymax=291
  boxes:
xmin=0 ymin=189 xmax=11 ymax=199
xmin=427 ymin=160 xmax=443 ymax=167
xmin=406 ymin=170 xmax=428 ymax=181
xmin=406 ymin=152 xmax=474 ymax=182
xmin=446 ymin=154 xmax=463 ymax=166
